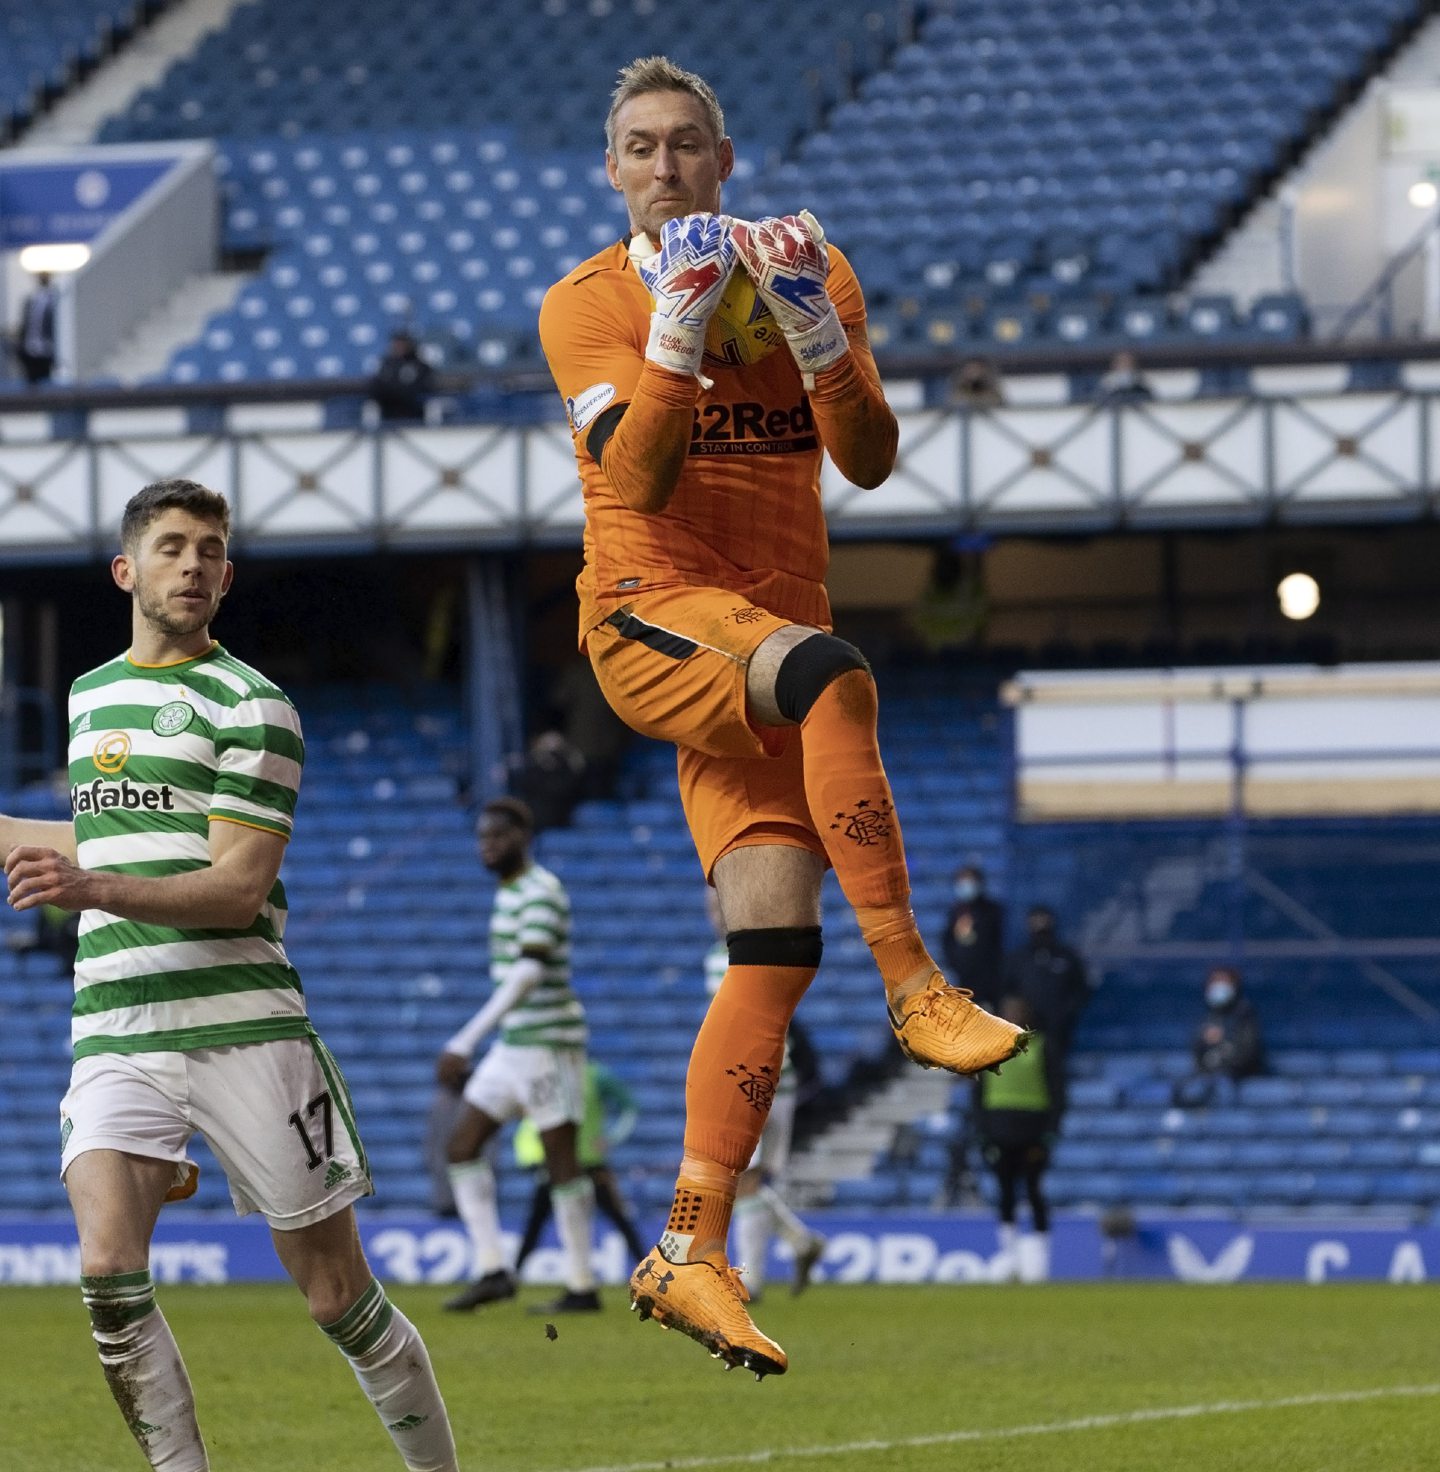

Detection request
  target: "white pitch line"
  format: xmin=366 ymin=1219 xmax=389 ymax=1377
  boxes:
xmin=554 ymin=1383 xmax=1440 ymax=1472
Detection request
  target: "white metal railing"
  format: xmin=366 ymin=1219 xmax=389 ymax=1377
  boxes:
xmin=5 ymin=381 xmax=1440 ymax=557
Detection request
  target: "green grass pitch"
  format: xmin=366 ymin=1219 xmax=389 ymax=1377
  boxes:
xmin=2 ymin=1281 xmax=1437 ymax=1471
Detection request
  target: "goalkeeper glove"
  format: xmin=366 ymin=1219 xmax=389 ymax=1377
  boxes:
xmin=730 ymin=210 xmax=847 ymax=375
xmin=628 ymin=213 xmax=736 ymax=378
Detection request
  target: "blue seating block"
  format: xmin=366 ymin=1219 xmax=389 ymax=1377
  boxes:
xmin=77 ymin=0 xmax=1414 ymax=380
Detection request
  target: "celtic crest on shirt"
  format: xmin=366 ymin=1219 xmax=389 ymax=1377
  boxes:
xmin=151 ymin=701 xmax=196 ymax=736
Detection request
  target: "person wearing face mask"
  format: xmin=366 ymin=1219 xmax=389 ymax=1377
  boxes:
xmin=1173 ymin=966 xmax=1266 ymax=1107
xmin=1003 ymin=906 xmax=1093 ymax=1078
xmin=939 ymin=863 xmax=1007 ymax=1012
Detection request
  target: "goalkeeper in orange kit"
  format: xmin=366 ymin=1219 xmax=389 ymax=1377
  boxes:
xmin=538 ymin=54 xmax=1028 ymax=1380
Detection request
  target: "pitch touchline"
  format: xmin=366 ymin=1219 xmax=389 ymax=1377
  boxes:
xmin=556 ymin=1383 xmax=1440 ymax=1472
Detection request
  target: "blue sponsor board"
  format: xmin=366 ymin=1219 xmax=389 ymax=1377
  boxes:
xmin=2 ymin=1213 xmax=1438 ymax=1286
xmin=0 ymin=159 xmax=176 ymax=247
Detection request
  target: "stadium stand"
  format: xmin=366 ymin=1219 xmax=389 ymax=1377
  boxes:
xmin=748 ymin=0 xmax=1416 ymax=351
xmin=67 ymin=0 xmax=1423 ymax=382
xmin=0 ymin=0 xmax=159 ymax=143
xmin=5 ymin=0 xmax=1440 ymax=1240
xmin=0 ymin=671 xmax=1009 ymax=1217
xmin=839 ymin=809 xmax=1440 ymax=1220
xmin=6 ymin=667 xmax=1439 ymax=1224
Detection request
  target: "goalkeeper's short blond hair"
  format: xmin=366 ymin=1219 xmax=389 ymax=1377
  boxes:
xmin=606 ymin=55 xmax=726 ymax=153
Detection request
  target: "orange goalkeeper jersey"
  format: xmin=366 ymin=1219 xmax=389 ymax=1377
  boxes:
xmin=539 ymin=238 xmax=872 ymax=642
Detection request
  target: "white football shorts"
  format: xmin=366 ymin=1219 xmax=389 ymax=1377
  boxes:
xmin=59 ymin=1033 xmax=373 ymax=1230
xmin=462 ymin=1040 xmax=586 ymax=1133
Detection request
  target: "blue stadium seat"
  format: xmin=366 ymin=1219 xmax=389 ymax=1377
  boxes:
xmin=1114 ymin=295 xmax=1174 ymax=344
xmin=78 ymin=0 xmax=1425 ymax=378
xmin=1184 ymin=293 xmax=1247 ymax=341
xmin=1050 ymin=298 xmax=1108 ymax=346
xmin=1249 ymin=292 xmax=1310 ymax=340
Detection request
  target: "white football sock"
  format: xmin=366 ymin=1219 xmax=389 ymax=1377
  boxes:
xmin=757 ymin=1182 xmax=814 ymax=1251
xmin=321 ymin=1279 xmax=459 ymax=1472
xmin=1018 ymin=1232 xmax=1051 ymax=1284
xmin=551 ymin=1176 xmax=597 ymax=1293
xmin=82 ymin=1270 xmax=208 ymax=1471
xmin=448 ymin=1158 xmax=506 ymax=1275
xmin=993 ymin=1222 xmax=1020 ymax=1282
xmin=734 ymin=1195 xmax=772 ymax=1293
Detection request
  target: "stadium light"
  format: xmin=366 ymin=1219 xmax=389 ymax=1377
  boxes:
xmin=17 ymin=243 xmax=90 ymax=274
xmin=1277 ymin=572 xmax=1320 ymax=620
xmin=1408 ymin=180 xmax=1438 ymax=210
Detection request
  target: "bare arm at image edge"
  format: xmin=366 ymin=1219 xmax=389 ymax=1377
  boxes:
xmin=4 ymin=817 xmax=286 ymax=931
xmin=0 ymin=814 xmax=77 ymax=865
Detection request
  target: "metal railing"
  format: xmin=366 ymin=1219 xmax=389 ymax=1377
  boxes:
xmin=1009 ymin=705 xmax=1440 ymax=1024
xmin=1328 ymin=205 xmax=1440 ymax=342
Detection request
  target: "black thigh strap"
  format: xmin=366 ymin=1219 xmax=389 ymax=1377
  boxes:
xmin=726 ymin=926 xmax=824 ymax=968
xmin=773 ymin=634 xmax=870 ymax=723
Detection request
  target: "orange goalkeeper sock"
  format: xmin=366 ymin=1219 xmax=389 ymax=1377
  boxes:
xmin=666 ymin=948 xmax=818 ymax=1261
xmin=659 ymin=1156 xmax=740 ymax=1265
xmin=800 ymin=668 xmax=938 ymax=997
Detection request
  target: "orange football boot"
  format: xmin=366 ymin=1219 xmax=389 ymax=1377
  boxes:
xmin=889 ymin=972 xmax=1031 ymax=1074
xmin=629 ymin=1247 xmax=787 ymax=1379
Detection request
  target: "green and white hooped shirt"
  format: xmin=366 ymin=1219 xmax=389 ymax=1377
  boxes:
xmin=492 ymin=863 xmax=587 ymax=1048
xmin=67 ymin=642 xmax=310 ymax=1060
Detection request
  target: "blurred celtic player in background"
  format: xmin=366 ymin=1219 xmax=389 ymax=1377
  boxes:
xmin=437 ymin=796 xmax=600 ymax=1316
xmin=0 ymin=479 xmax=460 ymax=1472
xmin=510 ymin=1056 xmax=648 ymax=1276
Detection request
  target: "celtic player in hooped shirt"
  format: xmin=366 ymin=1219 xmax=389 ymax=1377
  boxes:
xmin=65 ymin=648 xmax=309 ymax=1059
xmin=0 ymin=479 xmax=461 ymax=1472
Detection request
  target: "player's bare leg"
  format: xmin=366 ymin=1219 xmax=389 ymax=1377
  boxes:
xmin=66 ymin=1149 xmax=210 ymax=1471
xmin=748 ymin=627 xmax=1028 ymax=1075
xmin=274 ymin=1206 xmax=459 ymax=1471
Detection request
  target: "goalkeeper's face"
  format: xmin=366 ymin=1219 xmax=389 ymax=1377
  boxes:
xmin=606 ymin=89 xmax=734 ymax=244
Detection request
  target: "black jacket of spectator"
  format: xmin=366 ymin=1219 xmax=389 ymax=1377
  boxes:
xmin=370 ymin=333 xmax=434 ymax=421
xmin=1096 ymin=350 xmax=1153 ymax=405
xmin=510 ymin=730 xmax=586 ymax=832
xmin=1003 ymin=911 xmax=1091 ymax=1057
xmin=1193 ymin=991 xmax=1266 ymax=1080
xmin=940 ymin=891 xmax=1006 ymax=1009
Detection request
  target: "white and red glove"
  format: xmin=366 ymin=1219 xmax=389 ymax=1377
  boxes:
xmin=730 ymin=210 xmax=847 ymax=375
xmin=628 ymin=213 xmax=736 ymax=378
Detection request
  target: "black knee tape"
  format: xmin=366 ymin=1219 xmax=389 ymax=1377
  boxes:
xmin=772 ymin=635 xmax=871 ymax=724
xmin=726 ymin=926 xmax=823 ymax=969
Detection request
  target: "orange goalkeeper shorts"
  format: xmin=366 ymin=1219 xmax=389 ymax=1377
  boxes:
xmin=585 ymin=585 xmax=830 ymax=879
